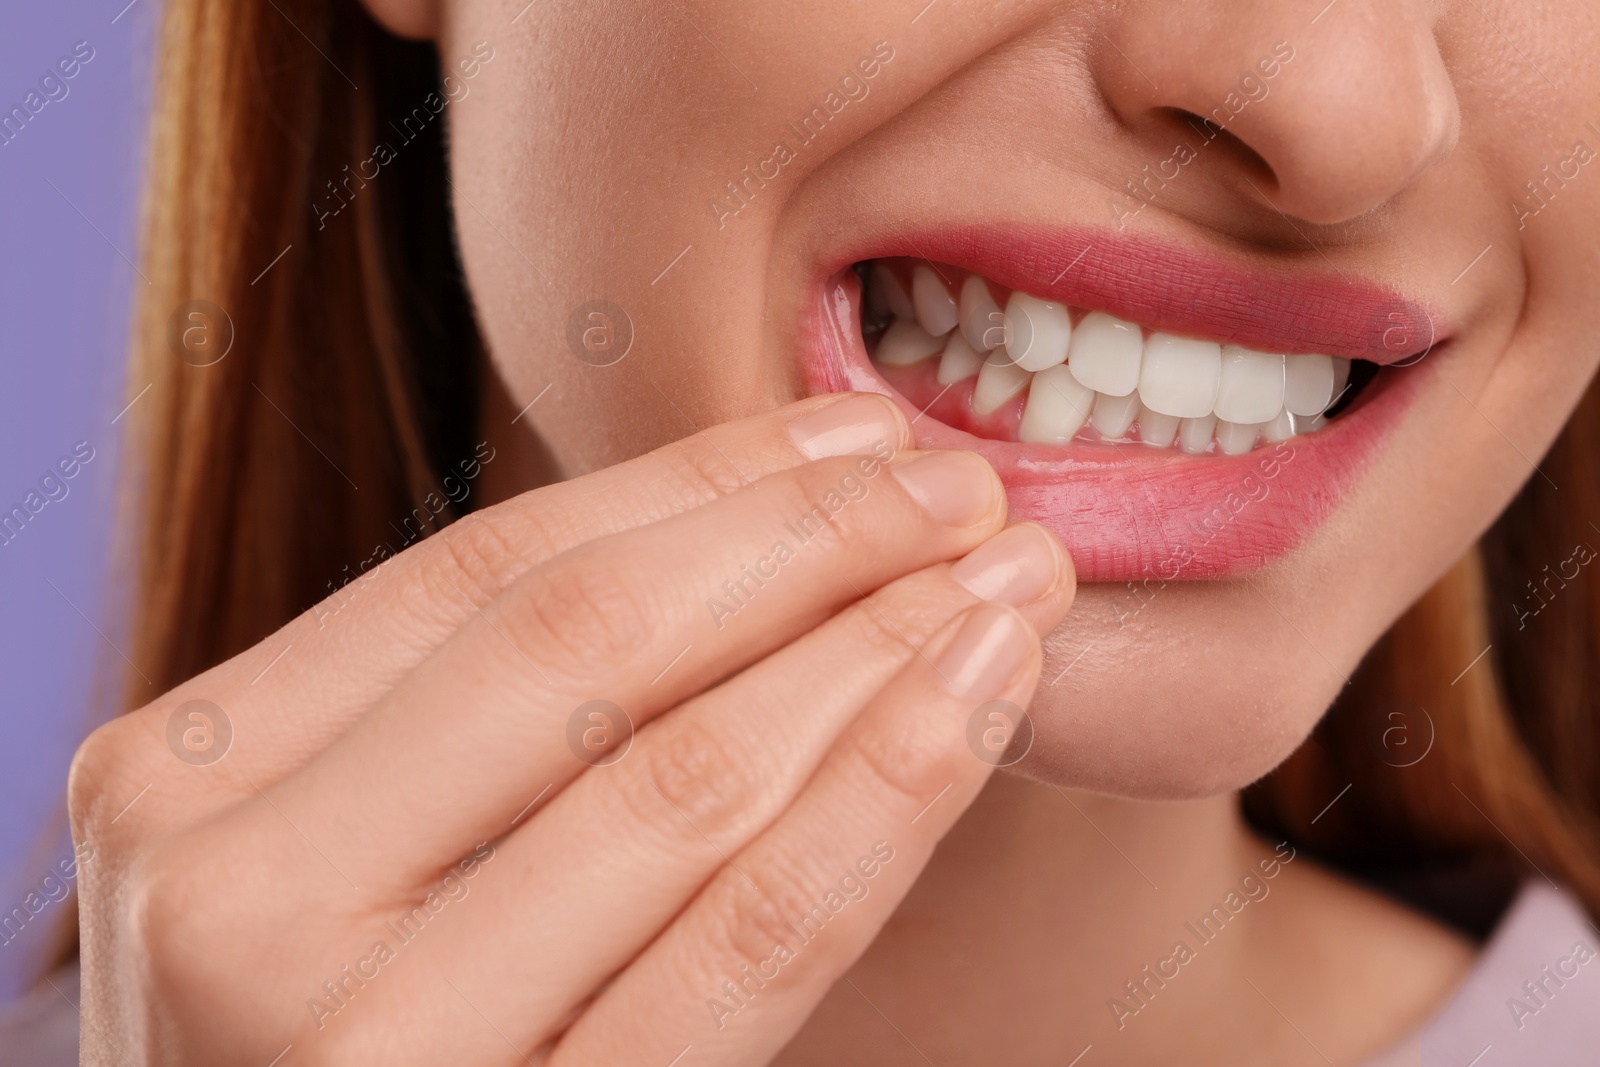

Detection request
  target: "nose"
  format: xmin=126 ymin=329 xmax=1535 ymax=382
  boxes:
xmin=1097 ymin=1 xmax=1460 ymax=225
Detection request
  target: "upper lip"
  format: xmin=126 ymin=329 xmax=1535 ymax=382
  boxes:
xmin=839 ymin=225 xmax=1446 ymax=363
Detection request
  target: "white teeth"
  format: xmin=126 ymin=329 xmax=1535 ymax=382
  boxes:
xmin=912 ymin=264 xmax=958 ymax=337
xmin=1214 ymin=346 xmax=1285 ymax=425
xmin=867 ymin=262 xmax=1369 ymax=454
xmin=1262 ymin=406 xmax=1295 ymax=443
xmin=1284 ymin=353 xmax=1335 ymax=416
xmin=1178 ymin=415 xmax=1217 ymax=455
xmin=875 ymin=317 xmax=945 ymax=366
xmin=1067 ymin=311 xmax=1142 ymax=397
xmin=973 ymin=353 xmax=1031 ymax=415
xmin=1019 ymin=365 xmax=1095 ymax=444
xmin=870 ymin=263 xmax=915 ymax=321
xmin=1091 ymin=390 xmax=1141 ymax=439
xmin=934 ymin=334 xmax=985 ymax=388
xmin=1139 ymin=333 xmax=1221 ymax=418
xmin=1330 ymin=357 xmax=1352 ymax=410
xmin=959 ymin=274 xmax=1004 ymax=352
xmin=1215 ymin=420 xmax=1262 ymax=455
xmin=1003 ymin=292 xmax=1072 ymax=373
xmin=936 ymin=331 xmax=986 ymax=385
xmin=1139 ymin=411 xmax=1180 ymax=449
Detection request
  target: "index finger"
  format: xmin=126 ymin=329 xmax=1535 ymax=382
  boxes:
xmin=132 ymin=393 xmax=910 ymax=795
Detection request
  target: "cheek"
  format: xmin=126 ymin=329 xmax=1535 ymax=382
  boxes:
xmin=441 ymin=11 xmax=809 ymax=476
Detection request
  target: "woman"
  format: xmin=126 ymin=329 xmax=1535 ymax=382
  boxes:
xmin=32 ymin=0 xmax=1600 ymax=1062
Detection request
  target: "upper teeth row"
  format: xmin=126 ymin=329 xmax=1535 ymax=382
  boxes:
xmin=868 ymin=262 xmax=1354 ymax=453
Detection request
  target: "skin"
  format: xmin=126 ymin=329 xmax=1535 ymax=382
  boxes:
xmin=74 ymin=397 xmax=1076 ymax=1064
xmin=70 ymin=0 xmax=1600 ymax=1063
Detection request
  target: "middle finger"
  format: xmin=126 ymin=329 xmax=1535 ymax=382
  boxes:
xmin=383 ymin=524 xmax=1072 ymax=1052
xmin=255 ymin=445 xmax=1009 ymax=889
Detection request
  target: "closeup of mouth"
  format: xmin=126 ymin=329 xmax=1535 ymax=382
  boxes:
xmin=799 ymin=227 xmax=1447 ymax=582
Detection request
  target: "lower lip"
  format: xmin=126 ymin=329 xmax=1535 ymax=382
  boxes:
xmin=799 ymin=272 xmax=1423 ymax=582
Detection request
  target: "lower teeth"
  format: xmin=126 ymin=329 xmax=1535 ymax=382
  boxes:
xmin=860 ymin=260 xmax=1362 ymax=455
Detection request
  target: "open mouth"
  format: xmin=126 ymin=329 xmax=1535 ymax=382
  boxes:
xmin=797 ymin=227 xmax=1445 ymax=582
xmin=860 ymin=257 xmax=1376 ymax=455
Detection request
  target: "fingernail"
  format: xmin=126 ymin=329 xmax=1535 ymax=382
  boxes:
xmin=935 ymin=604 xmax=1035 ymax=700
xmin=950 ymin=524 xmax=1064 ymax=605
xmin=787 ymin=393 xmax=905 ymax=460
xmin=891 ymin=451 xmax=1002 ymax=527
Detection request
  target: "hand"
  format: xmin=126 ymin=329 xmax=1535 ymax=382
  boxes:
xmin=69 ymin=392 xmax=1075 ymax=1066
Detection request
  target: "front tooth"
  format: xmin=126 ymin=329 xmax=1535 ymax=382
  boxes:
xmin=875 ymin=317 xmax=945 ymax=366
xmin=1019 ymin=365 xmax=1095 ymax=444
xmin=1139 ymin=411 xmax=1180 ymax=448
xmin=1066 ymin=311 xmax=1142 ymax=396
xmin=912 ymin=264 xmax=958 ymax=336
xmin=973 ymin=354 xmax=1031 ymax=415
xmin=1262 ymin=406 xmax=1295 ymax=442
xmin=936 ymin=332 xmax=987 ymax=385
xmin=1215 ymin=420 xmax=1261 ymax=455
xmin=1138 ymin=333 xmax=1221 ymax=418
xmin=1214 ymin=346 xmax=1285 ymax=424
xmin=959 ymin=274 xmax=1003 ymax=351
xmin=1284 ymin=353 xmax=1335 ymax=416
xmin=1178 ymin=414 xmax=1216 ymax=455
xmin=871 ymin=262 xmax=915 ymax=320
xmin=1328 ymin=357 xmax=1352 ymax=411
xmin=1091 ymin=390 xmax=1141 ymax=439
xmin=1004 ymin=292 xmax=1072 ymax=373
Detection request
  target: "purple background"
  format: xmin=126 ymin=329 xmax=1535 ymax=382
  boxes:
xmin=0 ymin=0 xmax=155 ymax=1001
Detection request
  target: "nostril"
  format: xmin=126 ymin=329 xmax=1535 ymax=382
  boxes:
xmin=1158 ymin=107 xmax=1276 ymax=187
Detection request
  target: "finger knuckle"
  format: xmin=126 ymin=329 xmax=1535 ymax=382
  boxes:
xmin=621 ymin=718 xmax=768 ymax=847
xmin=417 ymin=512 xmax=535 ymax=607
xmin=703 ymin=859 xmax=828 ymax=973
xmin=502 ymin=555 xmax=660 ymax=681
xmin=655 ymin=435 xmax=759 ymax=505
xmin=127 ymin=841 xmax=239 ymax=990
xmin=67 ymin=715 xmax=158 ymax=839
xmin=131 ymin=855 xmax=196 ymax=955
xmin=849 ymin=590 xmax=948 ymax=663
xmin=840 ymin=710 xmax=959 ymax=814
xmin=771 ymin=458 xmax=890 ymax=556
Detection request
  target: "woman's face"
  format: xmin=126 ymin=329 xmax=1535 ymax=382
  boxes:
xmin=398 ymin=0 xmax=1599 ymax=797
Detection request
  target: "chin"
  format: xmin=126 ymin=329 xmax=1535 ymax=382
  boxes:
xmin=1018 ymin=580 xmax=1354 ymax=800
xmin=792 ymin=227 xmax=1451 ymax=799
